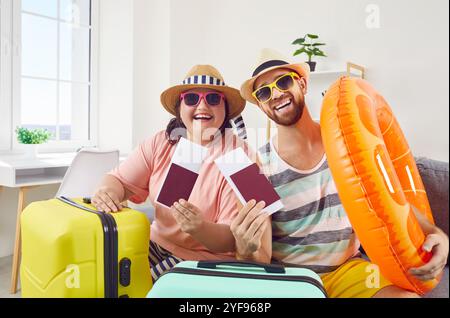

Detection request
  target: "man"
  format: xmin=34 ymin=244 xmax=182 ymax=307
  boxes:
xmin=230 ymin=49 xmax=449 ymax=298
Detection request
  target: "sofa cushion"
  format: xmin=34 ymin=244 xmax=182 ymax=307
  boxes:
xmin=416 ymin=157 xmax=449 ymax=239
xmin=362 ymin=157 xmax=449 ymax=297
xmin=424 ymin=266 xmax=449 ymax=298
xmin=417 ymin=157 xmax=449 ymax=298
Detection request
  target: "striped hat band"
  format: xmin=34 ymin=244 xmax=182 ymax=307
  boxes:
xmin=182 ymin=75 xmax=226 ymax=86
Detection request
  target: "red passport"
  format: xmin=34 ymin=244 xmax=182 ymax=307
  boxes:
xmin=215 ymin=147 xmax=283 ymax=215
xmin=156 ymin=163 xmax=199 ymax=208
xmin=230 ymin=163 xmax=280 ymax=207
xmin=156 ymin=138 xmax=208 ymax=208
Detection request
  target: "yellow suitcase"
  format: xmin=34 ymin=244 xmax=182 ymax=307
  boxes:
xmin=20 ymin=197 xmax=152 ymax=298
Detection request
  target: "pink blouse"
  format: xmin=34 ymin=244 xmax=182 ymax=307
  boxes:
xmin=109 ymin=130 xmax=254 ymax=261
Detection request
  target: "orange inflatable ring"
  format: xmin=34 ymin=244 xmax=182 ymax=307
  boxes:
xmin=320 ymin=76 xmax=441 ymax=294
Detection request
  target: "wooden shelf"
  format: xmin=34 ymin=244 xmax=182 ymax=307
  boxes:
xmin=0 ymin=153 xmax=127 ymax=188
xmin=14 ymin=175 xmax=65 ymax=187
xmin=309 ymin=70 xmax=347 ymax=76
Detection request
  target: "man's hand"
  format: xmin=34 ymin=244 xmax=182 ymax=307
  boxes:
xmin=171 ymin=199 xmax=204 ymax=235
xmin=230 ymin=200 xmax=269 ymax=258
xmin=410 ymin=229 xmax=449 ymax=281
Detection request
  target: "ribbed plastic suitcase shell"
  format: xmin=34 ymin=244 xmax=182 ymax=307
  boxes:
xmin=20 ymin=198 xmax=152 ymax=298
xmin=147 ymin=261 xmax=326 ymax=298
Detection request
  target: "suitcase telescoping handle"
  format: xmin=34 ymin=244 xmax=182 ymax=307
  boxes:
xmin=197 ymin=260 xmax=286 ymax=274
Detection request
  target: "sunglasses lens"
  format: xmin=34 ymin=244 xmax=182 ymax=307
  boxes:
xmin=255 ymin=87 xmax=271 ymax=103
xmin=205 ymin=93 xmax=222 ymax=106
xmin=183 ymin=93 xmax=200 ymax=106
xmin=276 ymin=75 xmax=294 ymax=90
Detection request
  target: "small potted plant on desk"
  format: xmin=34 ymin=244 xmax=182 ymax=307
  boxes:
xmin=292 ymin=34 xmax=327 ymax=72
xmin=16 ymin=127 xmax=52 ymax=159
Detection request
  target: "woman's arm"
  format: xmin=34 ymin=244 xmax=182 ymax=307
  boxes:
xmin=171 ymin=200 xmax=235 ymax=253
xmin=192 ymin=219 xmax=272 ymax=259
xmin=191 ymin=222 xmax=236 ymax=253
xmin=92 ymin=137 xmax=156 ymax=213
xmin=172 ymin=199 xmax=272 ymax=258
xmin=92 ymin=174 xmax=135 ymax=212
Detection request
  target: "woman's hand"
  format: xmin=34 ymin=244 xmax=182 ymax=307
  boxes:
xmin=230 ymin=200 xmax=269 ymax=258
xmin=409 ymin=228 xmax=449 ymax=281
xmin=171 ymin=199 xmax=204 ymax=235
xmin=92 ymin=186 xmax=124 ymax=213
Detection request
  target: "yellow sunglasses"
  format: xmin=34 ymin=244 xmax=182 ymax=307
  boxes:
xmin=252 ymin=72 xmax=300 ymax=104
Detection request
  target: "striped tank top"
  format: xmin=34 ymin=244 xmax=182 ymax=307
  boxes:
xmin=258 ymin=139 xmax=361 ymax=274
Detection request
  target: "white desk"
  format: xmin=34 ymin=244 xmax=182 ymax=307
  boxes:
xmin=0 ymin=152 xmax=127 ymax=294
xmin=0 ymin=153 xmax=78 ymax=187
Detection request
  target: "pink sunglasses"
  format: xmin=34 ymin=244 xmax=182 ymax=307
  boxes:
xmin=180 ymin=91 xmax=226 ymax=107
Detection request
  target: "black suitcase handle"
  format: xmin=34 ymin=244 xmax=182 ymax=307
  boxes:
xmin=197 ymin=260 xmax=286 ymax=274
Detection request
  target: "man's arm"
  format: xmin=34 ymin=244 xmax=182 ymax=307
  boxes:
xmin=409 ymin=208 xmax=449 ymax=281
xmin=231 ymin=200 xmax=272 ymax=264
xmin=413 ymin=208 xmax=442 ymax=236
xmin=235 ymin=217 xmax=272 ymax=263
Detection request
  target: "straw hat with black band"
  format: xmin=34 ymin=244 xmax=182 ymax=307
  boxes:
xmin=240 ymin=48 xmax=311 ymax=105
xmin=161 ymin=65 xmax=246 ymax=119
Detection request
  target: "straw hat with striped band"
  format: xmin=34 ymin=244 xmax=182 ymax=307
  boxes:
xmin=161 ymin=65 xmax=246 ymax=119
xmin=240 ymin=48 xmax=310 ymax=105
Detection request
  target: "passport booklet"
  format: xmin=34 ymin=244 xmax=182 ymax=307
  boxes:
xmin=215 ymin=147 xmax=283 ymax=215
xmin=156 ymin=137 xmax=208 ymax=208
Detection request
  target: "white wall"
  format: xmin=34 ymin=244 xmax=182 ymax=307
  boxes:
xmin=97 ymin=0 xmax=134 ymax=154
xmin=166 ymin=0 xmax=449 ymax=161
xmin=100 ymin=0 xmax=449 ymax=160
xmin=132 ymin=0 xmax=172 ymax=146
xmin=98 ymin=0 xmax=173 ymax=152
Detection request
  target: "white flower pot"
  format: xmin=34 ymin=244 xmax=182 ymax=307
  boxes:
xmin=22 ymin=144 xmax=39 ymax=159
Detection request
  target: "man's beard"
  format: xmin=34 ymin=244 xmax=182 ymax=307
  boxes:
xmin=268 ymin=97 xmax=305 ymax=126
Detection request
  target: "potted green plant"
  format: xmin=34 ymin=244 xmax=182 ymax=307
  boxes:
xmin=16 ymin=127 xmax=52 ymax=158
xmin=292 ymin=34 xmax=327 ymax=72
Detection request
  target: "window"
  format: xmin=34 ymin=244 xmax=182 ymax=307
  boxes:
xmin=0 ymin=0 xmax=98 ymax=152
xmin=0 ymin=0 xmax=13 ymax=150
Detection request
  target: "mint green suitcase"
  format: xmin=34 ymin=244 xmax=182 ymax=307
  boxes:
xmin=147 ymin=260 xmax=327 ymax=298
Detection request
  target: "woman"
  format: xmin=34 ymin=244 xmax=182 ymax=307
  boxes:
xmin=92 ymin=65 xmax=271 ymax=281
